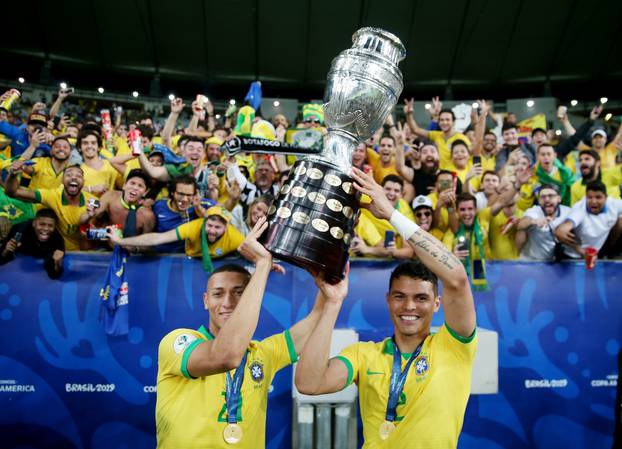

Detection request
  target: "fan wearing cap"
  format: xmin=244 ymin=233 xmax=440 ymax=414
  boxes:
xmin=109 ymin=205 xmax=244 ymax=269
xmin=570 ymin=149 xmax=620 ymax=205
xmin=78 ymin=130 xmax=118 ymax=197
xmin=412 ymin=195 xmax=444 ymax=240
xmin=588 ymin=128 xmax=622 ymax=170
xmin=0 ymin=110 xmax=52 ymax=158
xmin=301 ymin=104 xmax=325 ymax=129
xmin=205 ymin=136 xmax=225 ymax=164
xmin=81 ymin=169 xmax=155 ymax=240
xmin=5 ymin=163 xmax=96 ymax=250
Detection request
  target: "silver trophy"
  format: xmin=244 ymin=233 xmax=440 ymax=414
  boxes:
xmin=261 ymin=28 xmax=406 ymax=282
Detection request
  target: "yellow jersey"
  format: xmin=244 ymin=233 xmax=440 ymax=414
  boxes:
xmin=28 ymin=157 xmax=66 ymax=190
xmin=427 ymin=131 xmax=471 ymax=168
xmin=426 ymin=191 xmax=449 ymax=232
xmin=366 ymin=148 xmax=400 ymax=184
xmin=570 ymin=169 xmax=621 ymax=205
xmin=335 ymin=324 xmax=476 ymax=449
xmin=156 ymin=326 xmax=297 ymax=449
xmin=355 ymin=212 xmax=383 ymax=247
xmin=114 ymin=136 xmax=132 ymax=156
xmin=81 ymin=160 xmax=118 ymax=196
xmin=175 ymin=218 xmax=245 ymax=258
xmin=480 ymin=153 xmax=496 ymax=172
xmin=361 ymin=199 xmax=414 ymax=249
xmin=478 ymin=207 xmax=522 ymax=260
xmin=442 ymin=218 xmax=492 ymax=259
xmin=33 ymin=187 xmax=95 ymax=250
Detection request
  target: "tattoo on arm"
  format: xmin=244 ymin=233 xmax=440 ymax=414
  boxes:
xmin=408 ymin=231 xmax=459 ymax=270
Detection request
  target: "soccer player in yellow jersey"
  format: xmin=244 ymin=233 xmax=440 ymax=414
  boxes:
xmin=296 ymin=167 xmax=476 ymax=449
xmin=155 ymin=217 xmax=331 ymax=449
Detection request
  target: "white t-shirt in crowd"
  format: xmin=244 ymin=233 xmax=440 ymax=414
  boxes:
xmin=475 ymin=192 xmax=488 ymax=211
xmin=520 ymin=205 xmax=571 ymax=261
xmin=552 ymin=197 xmax=622 ymax=258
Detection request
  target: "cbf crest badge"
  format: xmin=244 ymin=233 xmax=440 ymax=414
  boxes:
xmin=415 ymin=356 xmax=429 ymax=376
xmin=249 ymin=360 xmax=264 ymax=383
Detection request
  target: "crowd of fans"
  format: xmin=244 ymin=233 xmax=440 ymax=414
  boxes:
xmin=0 ymin=87 xmax=621 ymax=284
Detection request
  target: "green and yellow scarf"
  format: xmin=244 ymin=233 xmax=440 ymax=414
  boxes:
xmin=200 ymin=218 xmax=214 ymax=273
xmin=536 ymin=159 xmax=574 ymax=206
xmin=455 ymin=218 xmax=489 ymax=292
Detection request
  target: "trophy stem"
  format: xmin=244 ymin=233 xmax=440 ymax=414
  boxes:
xmin=315 ymin=130 xmax=358 ymax=171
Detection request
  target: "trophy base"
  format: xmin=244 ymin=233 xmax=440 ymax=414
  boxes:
xmin=260 ymin=159 xmax=359 ymax=283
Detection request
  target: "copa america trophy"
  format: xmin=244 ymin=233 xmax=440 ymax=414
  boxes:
xmin=261 ymin=28 xmax=406 ymax=281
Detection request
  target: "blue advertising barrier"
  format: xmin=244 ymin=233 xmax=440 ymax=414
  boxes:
xmin=0 ymin=254 xmax=620 ymax=448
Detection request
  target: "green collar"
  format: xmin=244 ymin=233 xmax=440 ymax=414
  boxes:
xmin=383 ymin=336 xmax=428 ymax=359
xmin=198 ymin=325 xmax=215 ymax=340
xmin=61 ymin=189 xmax=85 ymax=207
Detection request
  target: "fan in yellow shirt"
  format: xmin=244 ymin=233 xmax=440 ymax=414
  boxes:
xmin=22 ymin=136 xmax=72 ymax=190
xmin=570 ymin=149 xmax=620 ymax=205
xmin=4 ymin=164 xmax=95 ymax=250
xmin=110 ymin=206 xmax=244 ymax=267
xmin=366 ymin=136 xmax=400 ymax=184
xmin=353 ymin=175 xmax=415 ymax=259
xmin=411 ymin=195 xmax=444 ymax=240
xmin=477 ymin=203 xmax=523 ymax=260
xmin=404 ymin=99 xmax=471 ymax=168
xmin=295 ymin=166 xmax=477 ymax=449
xmin=78 ymin=130 xmax=118 ymax=196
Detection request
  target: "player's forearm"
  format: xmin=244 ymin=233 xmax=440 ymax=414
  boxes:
xmin=212 ymin=260 xmax=271 ymax=363
xmin=389 ymin=209 xmax=468 ymax=289
xmin=288 ymin=291 xmax=324 ymax=356
xmin=407 ymin=228 xmax=468 ymax=288
xmin=295 ymin=302 xmax=341 ymax=395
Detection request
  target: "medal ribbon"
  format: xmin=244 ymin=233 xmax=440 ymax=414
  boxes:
xmin=225 ymin=351 xmax=248 ymax=424
xmin=385 ymin=337 xmax=424 ymax=423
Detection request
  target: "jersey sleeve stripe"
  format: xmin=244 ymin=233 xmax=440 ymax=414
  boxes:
xmin=175 ymin=227 xmax=182 ymax=241
xmin=334 ymin=356 xmax=353 ymax=388
xmin=180 ymin=339 xmax=204 ymax=379
xmin=284 ymin=329 xmax=298 ymax=363
xmin=445 ymin=323 xmax=476 ymax=344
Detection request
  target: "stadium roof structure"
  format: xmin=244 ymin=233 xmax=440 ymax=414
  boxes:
xmin=2 ymin=0 xmax=621 ymax=101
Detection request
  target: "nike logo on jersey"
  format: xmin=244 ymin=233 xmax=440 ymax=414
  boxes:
xmin=366 ymin=369 xmax=385 ymax=376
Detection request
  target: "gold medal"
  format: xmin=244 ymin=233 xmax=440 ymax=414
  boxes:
xmin=223 ymin=423 xmax=243 ymax=444
xmin=378 ymin=420 xmax=395 ymax=440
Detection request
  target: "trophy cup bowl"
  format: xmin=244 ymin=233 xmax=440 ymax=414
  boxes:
xmin=261 ymin=28 xmax=406 ymax=282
